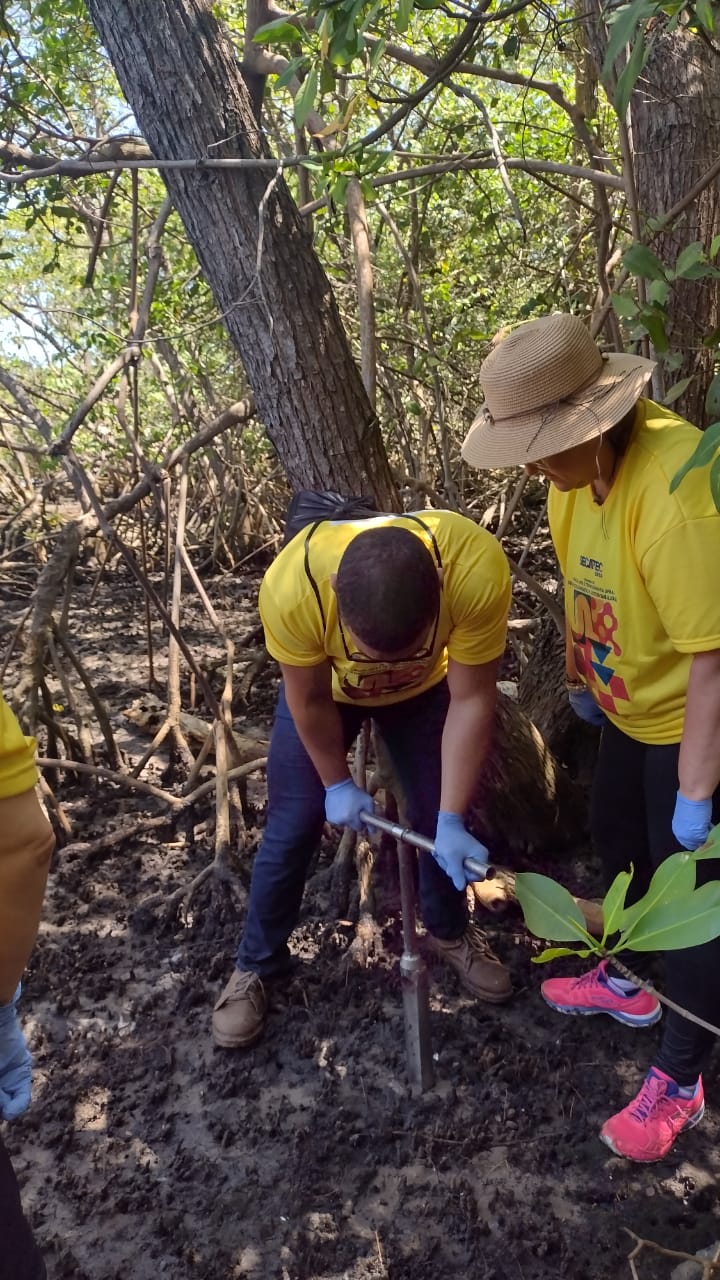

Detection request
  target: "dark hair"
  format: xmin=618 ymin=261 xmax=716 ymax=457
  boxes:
xmin=604 ymin=404 xmax=638 ymax=459
xmin=336 ymin=526 xmax=440 ymax=653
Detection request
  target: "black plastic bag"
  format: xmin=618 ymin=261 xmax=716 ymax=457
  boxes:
xmin=283 ymin=489 xmax=380 ymax=544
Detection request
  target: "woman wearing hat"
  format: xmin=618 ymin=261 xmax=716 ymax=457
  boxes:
xmin=462 ymin=313 xmax=720 ymax=1162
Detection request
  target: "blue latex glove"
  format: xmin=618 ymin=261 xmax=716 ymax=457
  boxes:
xmin=325 ymin=778 xmax=374 ymax=832
xmin=0 ymin=985 xmax=32 ymax=1120
xmin=568 ymin=687 xmax=605 ymax=727
xmin=672 ymin=791 xmax=713 ymax=851
xmin=433 ymin=811 xmax=489 ymax=892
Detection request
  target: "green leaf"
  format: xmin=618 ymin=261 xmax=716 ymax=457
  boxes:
xmin=396 ymin=0 xmax=413 ymax=33
xmin=359 ymin=177 xmax=376 ymax=204
xmin=706 ymin=374 xmax=720 ymax=420
xmin=611 ymin=291 xmax=639 ymax=319
xmin=319 ymin=58 xmax=336 ymax=96
xmin=672 ymin=241 xmax=706 ymax=279
xmin=368 ymin=37 xmax=386 ymax=69
xmin=710 ymin=454 xmax=720 ymax=512
xmin=620 ymin=881 xmax=720 ymax=951
xmin=252 ymin=17 xmax=299 ymax=44
xmin=294 ymin=66 xmax=318 ymax=130
xmin=532 ymin=946 xmax=594 ymax=964
xmin=601 ymin=868 xmax=632 ymax=942
xmin=694 ymin=0 xmax=716 ymax=33
xmin=298 ymin=152 xmax=328 ymax=173
xmin=328 ymin=173 xmax=350 ymax=207
xmin=670 ymin=420 xmax=720 ymax=491
xmin=641 ymin=308 xmax=669 ymax=352
xmin=710 ymin=234 xmax=720 ymax=260
xmin=603 ymin=0 xmax=655 ymax=75
xmin=329 ymin=20 xmax=364 ymax=65
xmin=614 ymin=35 xmax=648 ymax=119
xmin=622 ymin=243 xmax=667 ymax=282
xmin=253 ymin=17 xmax=302 ymax=44
xmin=358 ymin=0 xmax=381 ymax=32
xmin=617 ymin=851 xmax=696 ymax=936
xmin=514 ymin=872 xmax=591 ymax=943
xmin=662 ymin=375 xmax=693 ymax=407
xmin=275 ymin=56 xmax=308 ymax=90
xmin=648 ymin=278 xmax=670 ymax=307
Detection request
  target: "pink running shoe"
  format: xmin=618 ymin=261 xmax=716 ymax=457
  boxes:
xmin=541 ymin=960 xmax=661 ymax=1027
xmin=600 ymin=1068 xmax=704 ymax=1162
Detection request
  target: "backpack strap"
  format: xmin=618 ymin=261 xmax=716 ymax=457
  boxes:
xmin=303 ymin=521 xmax=328 ymax=629
xmin=401 ymin=512 xmax=443 ymax=569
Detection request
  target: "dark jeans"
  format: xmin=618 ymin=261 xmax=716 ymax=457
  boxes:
xmin=0 ymin=1135 xmax=45 ymax=1280
xmin=237 ymin=679 xmax=467 ymax=975
xmin=591 ymin=719 xmax=720 ymax=1086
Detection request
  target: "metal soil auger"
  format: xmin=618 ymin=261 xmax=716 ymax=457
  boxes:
xmin=360 ymin=809 xmax=495 ymax=1093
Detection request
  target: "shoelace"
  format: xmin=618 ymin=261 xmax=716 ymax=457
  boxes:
xmin=573 ymin=965 xmax=605 ymax=989
xmin=230 ymin=970 xmax=262 ymax=997
xmin=629 ymin=1073 xmax=667 ymax=1122
xmin=464 ymin=922 xmax=497 ymax=960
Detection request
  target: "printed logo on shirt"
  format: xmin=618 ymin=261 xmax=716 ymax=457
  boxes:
xmin=579 ymin=555 xmax=603 ymax=577
xmin=338 ymin=661 xmax=431 ymax=700
xmin=569 ymin=587 xmax=630 ymax=714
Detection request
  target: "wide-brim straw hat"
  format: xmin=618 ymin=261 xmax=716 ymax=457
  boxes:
xmin=461 ymin=313 xmax=656 ymax=469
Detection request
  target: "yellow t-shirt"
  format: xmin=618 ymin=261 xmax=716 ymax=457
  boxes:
xmin=259 ymin=509 xmax=511 ymax=705
xmin=549 ymin=399 xmax=720 ymax=744
xmin=0 ymin=691 xmax=38 ymax=798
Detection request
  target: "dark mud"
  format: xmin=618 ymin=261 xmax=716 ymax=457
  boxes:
xmin=3 ymin=569 xmax=720 ymax=1280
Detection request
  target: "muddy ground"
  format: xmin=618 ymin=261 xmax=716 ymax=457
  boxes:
xmin=3 ymin=563 xmax=720 ymax=1280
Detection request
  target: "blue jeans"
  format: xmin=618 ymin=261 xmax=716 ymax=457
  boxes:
xmin=237 ymin=679 xmax=468 ymax=975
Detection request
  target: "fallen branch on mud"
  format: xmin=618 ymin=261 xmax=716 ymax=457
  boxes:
xmin=623 ymin=1227 xmax=720 ymax=1279
xmin=36 ymin=754 xmax=268 ymax=812
xmin=60 ymin=813 xmax=173 ymax=859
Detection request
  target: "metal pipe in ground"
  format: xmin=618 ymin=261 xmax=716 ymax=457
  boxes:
xmin=360 ymin=810 xmax=494 ymax=1092
xmin=396 ymin=837 xmax=435 ymax=1092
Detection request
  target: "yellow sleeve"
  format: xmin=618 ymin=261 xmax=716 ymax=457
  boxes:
xmin=547 ymin=485 xmax=574 ymax=577
xmin=641 ymin=515 xmax=720 ymax=653
xmin=0 ymin=694 xmax=38 ymax=799
xmin=258 ymin=561 xmax=327 ymax=667
xmin=445 ymin=525 xmax=511 ymax=665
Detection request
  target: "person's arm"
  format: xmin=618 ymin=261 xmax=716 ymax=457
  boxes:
xmin=280 ymin=661 xmax=350 ymax=785
xmin=673 ymin=649 xmax=720 ymax=850
xmin=678 ymin=649 xmax=720 ymax=800
xmin=431 ymin=657 xmax=500 ymax=890
xmin=0 ymin=791 xmax=55 ymax=1006
xmin=281 ymin=662 xmax=373 ymax=830
xmin=565 ymin=614 xmax=580 ymax=683
xmin=440 ymin=656 xmax=499 ymax=814
xmin=0 ymin=787 xmax=54 ymax=1120
xmin=564 ymin=610 xmax=605 ymax=726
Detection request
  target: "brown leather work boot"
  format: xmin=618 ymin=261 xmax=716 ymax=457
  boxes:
xmin=212 ymin=969 xmax=267 ymax=1047
xmin=427 ymin=922 xmax=512 ymax=1003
